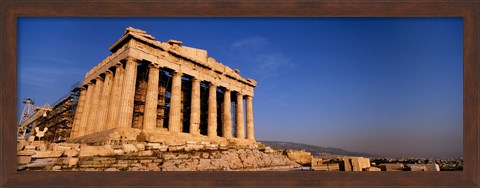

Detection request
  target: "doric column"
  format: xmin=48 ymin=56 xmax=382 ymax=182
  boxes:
xmin=96 ymin=70 xmax=113 ymax=132
xmin=157 ymin=79 xmax=166 ymax=128
xmin=117 ymin=57 xmax=137 ymax=128
xmin=222 ymin=89 xmax=232 ymax=138
xmin=207 ymin=83 xmax=217 ymax=138
xmin=86 ymin=76 xmax=104 ymax=134
xmin=189 ymin=78 xmax=201 ymax=135
xmin=106 ymin=63 xmax=124 ymax=130
xmin=70 ymin=86 xmax=87 ymax=138
xmin=168 ymin=70 xmax=182 ymax=132
xmin=235 ymin=93 xmax=245 ymax=139
xmin=143 ymin=64 xmax=160 ymax=130
xmin=246 ymin=95 xmax=255 ymax=140
xmin=78 ymin=82 xmax=95 ymax=137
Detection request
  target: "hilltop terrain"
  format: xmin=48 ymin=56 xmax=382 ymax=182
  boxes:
xmin=261 ymin=141 xmax=372 ymax=157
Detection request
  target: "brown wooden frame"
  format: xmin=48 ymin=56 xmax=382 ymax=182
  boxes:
xmin=1 ymin=1 xmax=478 ymax=187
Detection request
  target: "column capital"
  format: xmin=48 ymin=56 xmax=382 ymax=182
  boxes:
xmin=172 ymin=70 xmax=183 ymax=76
xmin=148 ymin=63 xmax=161 ymax=69
xmin=96 ymin=76 xmax=104 ymax=82
xmin=80 ymin=85 xmax=88 ymax=91
xmin=105 ymin=70 xmax=114 ymax=75
xmin=115 ymin=62 xmax=123 ymax=68
xmin=87 ymin=82 xmax=94 ymax=86
xmin=191 ymin=77 xmax=200 ymax=82
xmin=125 ymin=56 xmax=138 ymax=63
xmin=209 ymin=82 xmax=217 ymax=87
xmin=224 ymin=88 xmax=231 ymax=92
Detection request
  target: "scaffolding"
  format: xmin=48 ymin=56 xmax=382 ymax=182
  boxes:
xmin=17 ymin=82 xmax=81 ymax=142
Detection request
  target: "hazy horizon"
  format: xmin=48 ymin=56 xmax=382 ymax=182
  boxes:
xmin=18 ymin=18 xmax=463 ymax=158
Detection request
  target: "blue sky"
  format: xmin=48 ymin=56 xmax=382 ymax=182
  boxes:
xmin=18 ymin=18 xmax=463 ymax=158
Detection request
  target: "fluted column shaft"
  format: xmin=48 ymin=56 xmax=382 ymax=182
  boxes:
xmin=106 ymin=63 xmax=124 ymax=130
xmin=246 ymin=95 xmax=255 ymax=140
xmin=118 ymin=57 xmax=137 ymax=128
xmin=207 ymin=83 xmax=217 ymax=138
xmin=143 ymin=64 xmax=160 ymax=130
xmin=189 ymin=78 xmax=201 ymax=135
xmin=222 ymin=89 xmax=232 ymax=138
xmin=168 ymin=71 xmax=182 ymax=132
xmin=235 ymin=93 xmax=245 ymax=139
xmin=71 ymin=87 xmax=87 ymax=138
xmin=96 ymin=71 xmax=113 ymax=132
xmin=86 ymin=77 xmax=104 ymax=134
xmin=78 ymin=83 xmax=95 ymax=137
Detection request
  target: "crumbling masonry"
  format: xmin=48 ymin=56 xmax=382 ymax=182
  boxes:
xmin=69 ymin=27 xmax=257 ymax=145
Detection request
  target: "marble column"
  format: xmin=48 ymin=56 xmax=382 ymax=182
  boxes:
xmin=246 ymin=95 xmax=255 ymax=140
xmin=71 ymin=86 xmax=87 ymax=138
xmin=143 ymin=64 xmax=160 ymax=130
xmin=86 ymin=76 xmax=104 ymax=134
xmin=207 ymin=83 xmax=217 ymax=138
xmin=106 ymin=63 xmax=124 ymax=130
xmin=117 ymin=57 xmax=137 ymax=128
xmin=222 ymin=89 xmax=232 ymax=138
xmin=157 ymin=80 xmax=166 ymax=128
xmin=78 ymin=82 xmax=95 ymax=137
xmin=189 ymin=78 xmax=201 ymax=135
xmin=168 ymin=71 xmax=182 ymax=132
xmin=96 ymin=71 xmax=113 ymax=132
xmin=235 ymin=93 xmax=245 ymax=139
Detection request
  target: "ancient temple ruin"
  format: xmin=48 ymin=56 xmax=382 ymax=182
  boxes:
xmin=69 ymin=27 xmax=257 ymax=145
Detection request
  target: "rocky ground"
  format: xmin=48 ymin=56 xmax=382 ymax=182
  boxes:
xmin=17 ymin=140 xmax=300 ymax=171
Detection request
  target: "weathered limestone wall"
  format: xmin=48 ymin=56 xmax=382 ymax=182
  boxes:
xmin=17 ymin=141 xmax=299 ymax=171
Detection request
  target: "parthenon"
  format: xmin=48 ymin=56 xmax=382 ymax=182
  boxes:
xmin=69 ymin=27 xmax=257 ymax=145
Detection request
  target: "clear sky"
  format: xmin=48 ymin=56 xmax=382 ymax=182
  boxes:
xmin=18 ymin=17 xmax=463 ymax=158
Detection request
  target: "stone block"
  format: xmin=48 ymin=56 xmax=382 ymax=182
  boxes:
xmin=365 ymin=167 xmax=381 ymax=171
xmin=285 ymin=150 xmax=312 ymax=166
xmin=18 ymin=150 xmax=36 ymax=156
xmin=62 ymin=157 xmax=78 ymax=168
xmin=113 ymin=149 xmax=125 ymax=155
xmin=147 ymin=163 xmax=160 ymax=171
xmin=17 ymin=143 xmax=25 ymax=151
xmin=52 ymin=166 xmax=62 ymax=170
xmin=24 ymin=158 xmax=57 ymax=168
xmin=379 ymin=163 xmax=404 ymax=171
xmin=406 ymin=164 xmax=439 ymax=171
xmin=24 ymin=145 xmax=36 ymax=150
xmin=37 ymin=144 xmax=47 ymax=151
xmin=140 ymin=159 xmax=153 ymax=163
xmin=79 ymin=146 xmax=115 ymax=157
xmin=123 ymin=144 xmax=138 ymax=153
xmin=138 ymin=150 xmax=154 ymax=157
xmin=163 ymin=153 xmax=176 ymax=160
xmin=64 ymin=150 xmax=79 ymax=157
xmin=264 ymin=147 xmax=275 ymax=153
xmin=53 ymin=145 xmax=72 ymax=151
xmin=18 ymin=156 xmax=32 ymax=164
xmin=168 ymin=145 xmax=185 ymax=152
xmin=135 ymin=143 xmax=145 ymax=151
xmin=350 ymin=157 xmax=370 ymax=171
xmin=32 ymin=151 xmax=64 ymax=158
xmin=145 ymin=143 xmax=160 ymax=149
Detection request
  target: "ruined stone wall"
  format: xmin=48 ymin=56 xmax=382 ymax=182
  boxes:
xmin=17 ymin=141 xmax=299 ymax=171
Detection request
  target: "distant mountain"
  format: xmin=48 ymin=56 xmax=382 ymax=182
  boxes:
xmin=260 ymin=141 xmax=372 ymax=157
